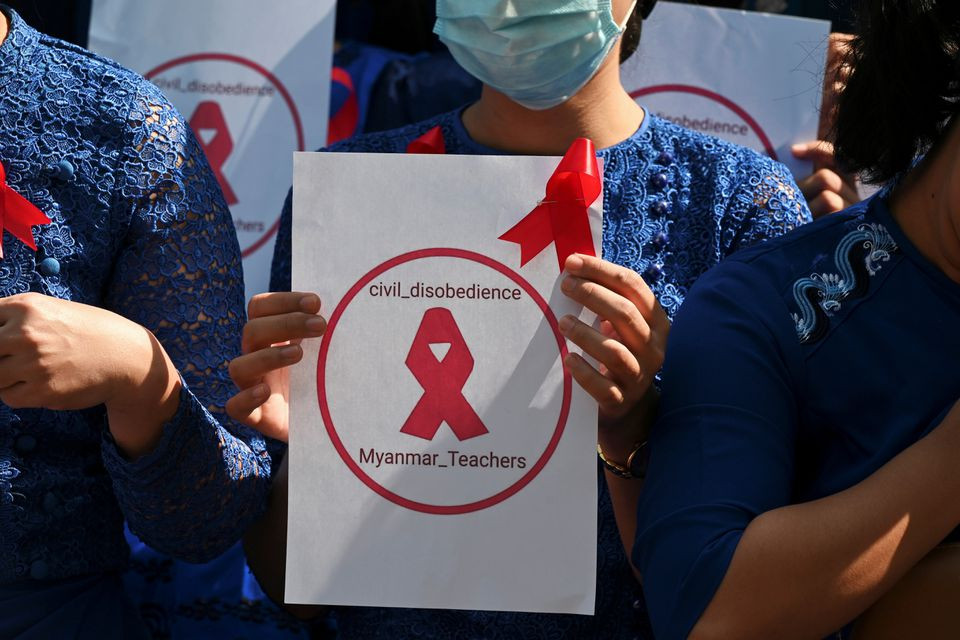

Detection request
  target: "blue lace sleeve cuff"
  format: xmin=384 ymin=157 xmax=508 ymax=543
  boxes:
xmin=100 ymin=378 xmax=204 ymax=483
xmin=100 ymin=379 xmax=269 ymax=562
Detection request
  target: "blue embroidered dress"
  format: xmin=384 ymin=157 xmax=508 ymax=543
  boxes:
xmin=271 ymin=108 xmax=811 ymax=639
xmin=0 ymin=9 xmax=272 ymax=637
xmin=634 ymin=193 xmax=960 ymax=639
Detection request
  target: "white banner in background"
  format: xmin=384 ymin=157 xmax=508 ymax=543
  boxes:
xmin=89 ymin=0 xmax=335 ymax=300
xmin=624 ymin=2 xmax=830 ymax=178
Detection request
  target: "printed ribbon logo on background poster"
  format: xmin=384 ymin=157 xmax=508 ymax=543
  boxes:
xmin=317 ymin=249 xmax=572 ymax=515
xmin=146 ymin=54 xmax=306 ymax=278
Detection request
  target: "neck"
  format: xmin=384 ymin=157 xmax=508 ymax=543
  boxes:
xmin=0 ymin=12 xmax=8 ymax=47
xmin=460 ymin=57 xmax=644 ymax=155
xmin=891 ymin=117 xmax=960 ymax=283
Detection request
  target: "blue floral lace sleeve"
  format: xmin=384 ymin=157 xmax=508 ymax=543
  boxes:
xmin=720 ymin=150 xmax=811 ymax=255
xmin=96 ymin=82 xmax=272 ymax=562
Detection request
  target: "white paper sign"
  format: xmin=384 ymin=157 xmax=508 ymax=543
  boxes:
xmin=89 ymin=0 xmax=335 ymax=300
xmin=287 ymin=151 xmax=600 ymax=614
xmin=623 ymin=2 xmax=830 ymax=177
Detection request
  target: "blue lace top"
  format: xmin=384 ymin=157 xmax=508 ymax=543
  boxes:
xmin=270 ymin=108 xmax=811 ymax=639
xmin=0 ymin=7 xmax=270 ymax=629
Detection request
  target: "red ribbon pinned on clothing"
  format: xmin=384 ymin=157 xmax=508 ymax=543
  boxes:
xmin=189 ymin=101 xmax=238 ymax=206
xmin=328 ymin=67 xmax=360 ymax=145
xmin=0 ymin=162 xmax=51 ymax=260
xmin=499 ymin=138 xmax=600 ymax=272
xmin=406 ymin=126 xmax=446 ymax=154
xmin=400 ymin=307 xmax=489 ymax=442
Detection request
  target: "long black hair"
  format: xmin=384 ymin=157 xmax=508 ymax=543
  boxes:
xmin=834 ymin=0 xmax=960 ymax=183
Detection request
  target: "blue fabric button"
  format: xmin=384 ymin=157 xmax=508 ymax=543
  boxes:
xmin=38 ymin=257 xmax=60 ymax=277
xmin=650 ymin=200 xmax=670 ymax=217
xmin=643 ymin=264 xmax=663 ymax=282
xmin=14 ymin=434 xmax=36 ymax=453
xmin=651 ymin=172 xmax=670 ymax=190
xmin=30 ymin=560 xmax=49 ymax=580
xmin=656 ymin=151 xmax=674 ymax=165
xmin=54 ymin=159 xmax=74 ymax=181
xmin=652 ymin=232 xmax=669 ymax=249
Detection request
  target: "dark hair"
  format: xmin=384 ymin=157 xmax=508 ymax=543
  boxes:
xmin=336 ymin=0 xmax=444 ymax=53
xmin=834 ymin=0 xmax=960 ymax=183
xmin=621 ymin=1 xmax=658 ymax=63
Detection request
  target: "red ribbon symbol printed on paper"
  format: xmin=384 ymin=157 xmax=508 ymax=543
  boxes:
xmin=189 ymin=101 xmax=238 ymax=206
xmin=0 ymin=161 xmax=51 ymax=260
xmin=400 ymin=307 xmax=489 ymax=442
xmin=499 ymin=138 xmax=600 ymax=272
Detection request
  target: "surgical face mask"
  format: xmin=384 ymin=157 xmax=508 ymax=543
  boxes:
xmin=435 ymin=0 xmax=639 ymax=111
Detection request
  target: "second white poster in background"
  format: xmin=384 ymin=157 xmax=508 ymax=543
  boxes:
xmin=89 ymin=0 xmax=335 ymax=300
xmin=625 ymin=2 xmax=830 ymax=178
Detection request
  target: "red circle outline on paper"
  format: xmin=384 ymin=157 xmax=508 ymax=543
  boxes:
xmin=632 ymin=84 xmax=778 ymax=160
xmin=145 ymin=53 xmax=306 ymax=257
xmin=317 ymin=248 xmax=572 ymax=515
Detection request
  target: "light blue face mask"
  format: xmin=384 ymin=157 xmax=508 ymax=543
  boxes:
xmin=435 ymin=0 xmax=638 ymax=111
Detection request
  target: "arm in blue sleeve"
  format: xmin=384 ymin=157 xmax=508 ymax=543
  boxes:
xmin=99 ymin=83 xmax=271 ymax=562
xmin=721 ymin=155 xmax=813 ymax=255
xmin=633 ymin=260 xmax=805 ymax=639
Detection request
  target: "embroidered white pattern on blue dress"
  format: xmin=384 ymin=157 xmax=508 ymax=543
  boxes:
xmin=791 ymin=223 xmax=898 ymax=343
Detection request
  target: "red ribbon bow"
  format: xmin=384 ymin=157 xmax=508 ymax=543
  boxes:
xmin=406 ymin=126 xmax=446 ymax=154
xmin=0 ymin=162 xmax=51 ymax=260
xmin=400 ymin=307 xmax=489 ymax=442
xmin=499 ymin=138 xmax=600 ymax=271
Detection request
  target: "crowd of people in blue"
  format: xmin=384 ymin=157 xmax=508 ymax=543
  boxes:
xmin=0 ymin=0 xmax=958 ymax=638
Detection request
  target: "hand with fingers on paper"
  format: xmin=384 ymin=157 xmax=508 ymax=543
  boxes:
xmin=226 ymin=292 xmax=327 ymax=442
xmin=558 ymin=254 xmax=669 ymax=458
